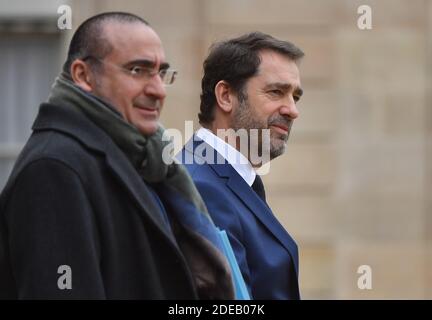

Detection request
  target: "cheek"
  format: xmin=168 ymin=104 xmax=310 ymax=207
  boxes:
xmin=113 ymin=85 xmax=141 ymax=108
xmin=255 ymin=107 xmax=274 ymax=126
xmin=250 ymin=98 xmax=274 ymax=118
xmin=266 ymin=102 xmax=280 ymax=115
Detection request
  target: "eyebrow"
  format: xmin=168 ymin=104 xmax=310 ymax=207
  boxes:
xmin=123 ymin=59 xmax=170 ymax=70
xmin=264 ymin=82 xmax=303 ymax=96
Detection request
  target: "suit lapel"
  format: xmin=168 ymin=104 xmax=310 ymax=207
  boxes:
xmin=224 ymin=171 xmax=299 ymax=275
xmin=187 ymin=136 xmax=299 ymax=275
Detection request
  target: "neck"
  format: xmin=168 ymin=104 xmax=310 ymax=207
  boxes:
xmin=204 ymin=122 xmax=262 ymax=166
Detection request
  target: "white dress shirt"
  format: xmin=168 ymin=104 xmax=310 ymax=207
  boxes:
xmin=196 ymin=127 xmax=256 ymax=187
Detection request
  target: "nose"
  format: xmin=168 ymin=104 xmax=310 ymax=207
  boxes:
xmin=144 ymin=75 xmax=167 ymax=101
xmin=279 ymin=96 xmax=299 ymax=119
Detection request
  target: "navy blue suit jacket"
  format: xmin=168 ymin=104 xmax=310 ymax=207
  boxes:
xmin=180 ymin=136 xmax=300 ymax=300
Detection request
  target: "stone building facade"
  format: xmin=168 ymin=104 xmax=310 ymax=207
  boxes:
xmin=1 ymin=0 xmax=430 ymax=299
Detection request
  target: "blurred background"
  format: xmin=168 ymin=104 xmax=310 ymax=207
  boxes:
xmin=0 ymin=0 xmax=430 ymax=299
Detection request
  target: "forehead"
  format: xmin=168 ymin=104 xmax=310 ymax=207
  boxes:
xmin=253 ymin=50 xmax=301 ymax=87
xmin=103 ymin=21 xmax=165 ymax=62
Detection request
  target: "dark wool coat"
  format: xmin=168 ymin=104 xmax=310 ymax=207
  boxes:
xmin=0 ymin=103 xmax=197 ymax=299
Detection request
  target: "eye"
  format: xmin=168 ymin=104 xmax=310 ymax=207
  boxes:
xmin=159 ymin=69 xmax=168 ymax=77
xmin=294 ymin=95 xmax=300 ymax=102
xmin=268 ymin=89 xmax=283 ymax=97
xmin=129 ymin=66 xmax=145 ymax=75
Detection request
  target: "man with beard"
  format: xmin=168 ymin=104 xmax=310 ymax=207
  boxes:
xmin=179 ymin=32 xmax=304 ymax=299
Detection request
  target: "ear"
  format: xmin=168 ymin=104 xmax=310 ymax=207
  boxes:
xmin=70 ymin=59 xmax=95 ymax=92
xmin=214 ymin=80 xmax=236 ymax=114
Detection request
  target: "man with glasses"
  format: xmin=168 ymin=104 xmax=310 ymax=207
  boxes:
xmin=0 ymin=12 xmax=233 ymax=299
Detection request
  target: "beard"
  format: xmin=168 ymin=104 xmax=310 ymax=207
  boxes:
xmin=230 ymin=92 xmax=293 ymax=161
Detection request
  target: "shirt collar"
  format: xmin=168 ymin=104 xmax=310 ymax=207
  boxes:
xmin=196 ymin=127 xmax=256 ymax=186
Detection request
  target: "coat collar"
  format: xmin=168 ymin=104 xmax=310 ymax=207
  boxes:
xmin=32 ymin=103 xmax=177 ymax=245
xmin=185 ymin=136 xmax=299 ymax=275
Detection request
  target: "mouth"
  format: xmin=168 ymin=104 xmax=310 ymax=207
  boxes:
xmin=270 ymin=124 xmax=289 ymax=135
xmin=134 ymin=105 xmax=159 ymax=117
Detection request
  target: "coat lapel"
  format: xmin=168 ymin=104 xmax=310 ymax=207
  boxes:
xmin=103 ymin=150 xmax=177 ymax=244
xmin=33 ymin=103 xmax=177 ymax=245
xmin=187 ymin=136 xmax=299 ymax=275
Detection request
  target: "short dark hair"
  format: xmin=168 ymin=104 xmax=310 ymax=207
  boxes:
xmin=198 ymin=32 xmax=304 ymax=125
xmin=63 ymin=12 xmax=149 ymax=74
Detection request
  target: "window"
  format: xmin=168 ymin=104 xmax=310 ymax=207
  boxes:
xmin=0 ymin=32 xmax=61 ymax=189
